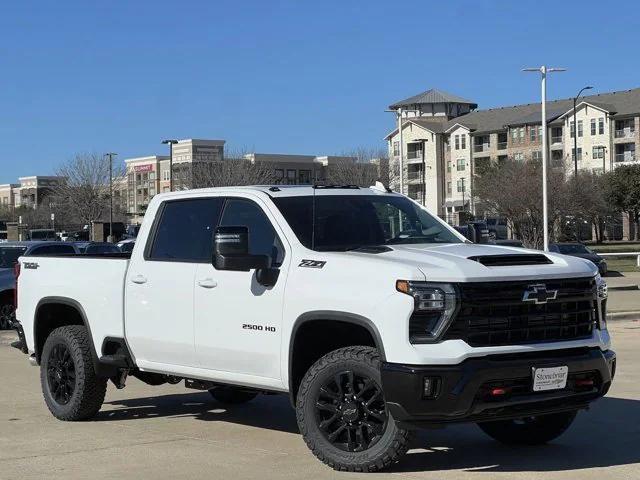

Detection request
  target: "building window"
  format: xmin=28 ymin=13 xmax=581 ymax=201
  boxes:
xmin=286 ymin=169 xmax=296 ymax=185
xmin=572 ymin=147 xmax=583 ymax=161
xmin=577 ymin=120 xmax=583 ymax=137
xmin=392 ymin=141 xmax=399 ymax=157
xmin=599 ymin=117 xmax=605 ymax=135
xmin=570 ymin=121 xmax=575 ymax=138
xmin=454 ymin=135 xmax=460 ymax=150
xmin=514 ymin=152 xmax=524 ymax=161
xmin=456 ymin=159 xmax=465 ymax=171
xmin=593 ymin=146 xmax=605 ymax=159
xmin=532 ymin=151 xmax=542 ymax=161
xmin=461 ymin=135 xmax=466 ymax=149
xmin=274 ymin=169 xmax=284 ymax=184
xmin=530 ymin=126 xmax=541 ymax=142
xmin=591 ymin=118 xmax=596 ymax=136
xmin=456 ymin=179 xmax=466 ymax=193
xmin=511 ymin=129 xmax=518 ymax=142
xmin=447 ymin=160 xmax=451 ymax=172
xmin=447 ymin=182 xmax=452 ymax=194
xmin=162 ymin=170 xmax=170 ymax=181
xmin=299 ymin=170 xmax=311 ymax=184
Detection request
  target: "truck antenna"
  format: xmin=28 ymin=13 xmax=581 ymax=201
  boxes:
xmin=311 ymin=184 xmax=317 ymax=250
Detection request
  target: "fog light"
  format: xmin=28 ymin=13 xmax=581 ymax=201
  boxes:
xmin=422 ymin=377 xmax=439 ymax=399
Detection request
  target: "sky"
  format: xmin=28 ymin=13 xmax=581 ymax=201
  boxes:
xmin=1 ymin=0 xmax=640 ymax=183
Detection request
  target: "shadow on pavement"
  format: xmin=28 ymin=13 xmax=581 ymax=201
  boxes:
xmin=101 ymin=393 xmax=640 ymax=473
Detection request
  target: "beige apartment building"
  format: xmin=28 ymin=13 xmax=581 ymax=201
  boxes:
xmin=0 ymin=176 xmax=65 ymax=210
xmin=386 ymin=88 xmax=640 ymax=226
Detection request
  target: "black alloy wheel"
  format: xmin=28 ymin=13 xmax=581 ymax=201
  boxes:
xmin=314 ymin=370 xmax=387 ymax=452
xmin=46 ymin=343 xmax=76 ymax=405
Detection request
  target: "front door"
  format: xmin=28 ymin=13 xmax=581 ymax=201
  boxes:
xmin=194 ymin=197 xmax=289 ymax=380
xmin=125 ymin=196 xmax=224 ymax=368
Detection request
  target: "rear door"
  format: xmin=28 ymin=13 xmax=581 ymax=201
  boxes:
xmin=193 ymin=196 xmax=289 ymax=380
xmin=125 ymin=197 xmax=224 ymax=368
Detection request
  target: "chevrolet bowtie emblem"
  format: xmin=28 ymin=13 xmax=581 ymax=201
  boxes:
xmin=523 ymin=284 xmax=558 ymax=304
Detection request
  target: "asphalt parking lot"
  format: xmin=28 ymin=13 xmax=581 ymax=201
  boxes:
xmin=1 ymin=321 xmax=639 ymax=480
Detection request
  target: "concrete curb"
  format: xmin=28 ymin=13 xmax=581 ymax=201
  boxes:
xmin=608 ymin=311 xmax=640 ymax=321
xmin=608 ymin=284 xmax=640 ymax=291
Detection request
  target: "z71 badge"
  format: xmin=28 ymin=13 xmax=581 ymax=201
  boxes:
xmin=299 ymin=259 xmax=326 ymax=269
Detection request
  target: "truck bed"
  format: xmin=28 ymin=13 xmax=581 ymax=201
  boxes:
xmin=17 ymin=254 xmax=130 ymax=357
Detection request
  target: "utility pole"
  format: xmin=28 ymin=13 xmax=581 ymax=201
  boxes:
xmin=523 ymin=66 xmax=566 ymax=252
xmin=162 ymin=139 xmax=178 ymax=191
xmin=572 ymin=86 xmax=594 ymax=175
xmin=104 ymin=152 xmax=117 ymax=242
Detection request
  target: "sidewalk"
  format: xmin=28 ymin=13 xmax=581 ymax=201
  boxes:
xmin=605 ymin=272 xmax=640 ymax=320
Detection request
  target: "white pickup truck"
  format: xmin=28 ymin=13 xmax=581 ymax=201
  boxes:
xmin=13 ymin=184 xmax=615 ymax=472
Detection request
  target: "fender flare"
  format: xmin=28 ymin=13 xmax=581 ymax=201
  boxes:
xmin=33 ymin=296 xmax=107 ymax=376
xmin=288 ymin=310 xmax=386 ymax=401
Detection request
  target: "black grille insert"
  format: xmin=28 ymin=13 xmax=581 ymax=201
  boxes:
xmin=444 ymin=277 xmax=596 ymax=347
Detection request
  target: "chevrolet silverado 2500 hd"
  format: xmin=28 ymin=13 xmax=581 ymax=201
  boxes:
xmin=13 ymin=184 xmax=615 ymax=472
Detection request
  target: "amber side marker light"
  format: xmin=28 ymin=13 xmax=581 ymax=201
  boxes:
xmin=396 ymin=280 xmax=410 ymax=294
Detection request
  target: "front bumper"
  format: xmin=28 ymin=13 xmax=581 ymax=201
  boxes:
xmin=381 ymin=347 xmax=615 ymax=426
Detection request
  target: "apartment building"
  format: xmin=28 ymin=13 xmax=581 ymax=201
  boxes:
xmin=0 ymin=176 xmax=65 ymax=210
xmin=386 ymin=87 xmax=640 ymax=223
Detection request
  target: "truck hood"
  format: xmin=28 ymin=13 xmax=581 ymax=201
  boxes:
xmin=345 ymin=243 xmax=597 ymax=282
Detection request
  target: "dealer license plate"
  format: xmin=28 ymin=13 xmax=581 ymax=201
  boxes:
xmin=532 ymin=366 xmax=569 ymax=392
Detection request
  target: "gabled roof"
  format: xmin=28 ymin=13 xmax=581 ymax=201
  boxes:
xmin=555 ymin=100 xmax=618 ymax=121
xmin=384 ymin=118 xmax=447 ymax=140
xmin=389 ymin=89 xmax=477 ymax=110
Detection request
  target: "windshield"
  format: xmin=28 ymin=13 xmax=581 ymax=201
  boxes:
xmin=272 ymin=194 xmax=462 ymax=251
xmin=0 ymin=247 xmax=27 ymax=268
xmin=557 ymin=244 xmax=590 ymax=254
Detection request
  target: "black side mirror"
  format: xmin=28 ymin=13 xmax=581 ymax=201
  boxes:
xmin=214 ymin=226 xmax=269 ymax=271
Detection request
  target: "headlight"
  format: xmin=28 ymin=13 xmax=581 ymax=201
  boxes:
xmin=396 ymin=280 xmax=459 ymax=343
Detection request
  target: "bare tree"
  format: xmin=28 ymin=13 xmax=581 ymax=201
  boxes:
xmin=326 ymin=147 xmax=389 ymax=187
xmin=51 ymin=153 xmax=125 ymax=227
xmin=175 ymin=148 xmax=276 ymax=189
xmin=474 ymin=156 xmax=569 ymax=248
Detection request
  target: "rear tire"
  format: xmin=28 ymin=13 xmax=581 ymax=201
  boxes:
xmin=478 ymin=410 xmax=577 ymax=445
xmin=296 ymin=346 xmax=413 ymax=472
xmin=208 ymin=386 xmax=258 ymax=404
xmin=40 ymin=325 xmax=107 ymax=421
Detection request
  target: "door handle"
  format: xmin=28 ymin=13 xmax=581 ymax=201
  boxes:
xmin=197 ymin=278 xmax=218 ymax=289
xmin=131 ymin=274 xmax=147 ymax=284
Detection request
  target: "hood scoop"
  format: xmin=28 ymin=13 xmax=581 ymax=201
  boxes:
xmin=468 ymin=254 xmax=553 ymax=267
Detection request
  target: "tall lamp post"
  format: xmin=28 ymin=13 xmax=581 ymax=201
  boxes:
xmin=161 ymin=139 xmax=178 ymax=191
xmin=104 ymin=152 xmax=117 ymax=242
xmin=523 ymin=66 xmax=566 ymax=252
xmin=572 ymin=86 xmax=594 ymax=175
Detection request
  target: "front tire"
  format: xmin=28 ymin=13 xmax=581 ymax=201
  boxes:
xmin=40 ymin=325 xmax=107 ymax=421
xmin=296 ymin=346 xmax=413 ymax=472
xmin=478 ymin=410 xmax=577 ymax=445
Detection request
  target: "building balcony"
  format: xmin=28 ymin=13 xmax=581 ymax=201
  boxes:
xmin=406 ymin=150 xmax=423 ymax=160
xmin=473 ymin=144 xmax=490 ymax=153
xmin=497 ymin=142 xmax=507 ymax=150
xmin=615 ymin=153 xmax=636 ymax=163
xmin=614 ymin=129 xmax=635 ymax=139
xmin=551 ymin=135 xmax=563 ymax=144
xmin=407 ymin=170 xmax=424 ymax=182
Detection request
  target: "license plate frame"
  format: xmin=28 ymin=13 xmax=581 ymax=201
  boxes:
xmin=532 ymin=366 xmax=569 ymax=392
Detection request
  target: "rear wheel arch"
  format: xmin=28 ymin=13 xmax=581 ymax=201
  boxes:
xmin=33 ymin=297 xmax=95 ymax=365
xmin=288 ymin=311 xmax=385 ymax=405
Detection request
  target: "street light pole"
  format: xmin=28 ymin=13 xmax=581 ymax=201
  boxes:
xmin=161 ymin=139 xmax=178 ymax=191
xmin=104 ymin=152 xmax=117 ymax=242
xmin=523 ymin=66 xmax=566 ymax=252
xmin=572 ymin=86 xmax=594 ymax=175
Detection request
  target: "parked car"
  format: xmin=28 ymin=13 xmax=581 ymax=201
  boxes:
xmin=549 ymin=243 xmax=608 ymax=275
xmin=494 ymin=239 xmax=525 ymax=248
xmin=76 ymin=242 xmax=121 ymax=254
xmin=0 ymin=241 xmax=79 ymax=329
xmin=485 ymin=217 xmax=508 ymax=240
xmin=116 ymin=238 xmax=136 ymax=253
xmin=12 ymin=185 xmax=613 ymax=472
xmin=28 ymin=229 xmax=58 ymax=241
